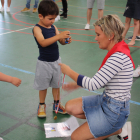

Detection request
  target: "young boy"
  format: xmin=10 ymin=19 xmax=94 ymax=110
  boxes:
xmin=33 ymin=0 xmax=71 ymax=118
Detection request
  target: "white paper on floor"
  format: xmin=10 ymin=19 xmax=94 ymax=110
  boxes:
xmin=44 ymin=116 xmax=79 ymax=138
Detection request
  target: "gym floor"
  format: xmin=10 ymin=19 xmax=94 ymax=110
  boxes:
xmin=0 ymin=0 xmax=140 ymax=139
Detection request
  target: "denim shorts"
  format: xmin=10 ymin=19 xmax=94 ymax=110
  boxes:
xmin=82 ymin=92 xmax=130 ymax=138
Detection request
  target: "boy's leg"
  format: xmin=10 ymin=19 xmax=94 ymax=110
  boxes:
xmin=39 ymin=89 xmax=47 ymax=103
xmin=122 ymin=17 xmax=131 ymax=40
xmin=37 ymin=89 xmax=47 ymax=118
xmin=128 ymin=19 xmax=139 ymax=45
xmin=52 ymin=88 xmax=60 ymax=101
xmin=52 ymin=88 xmax=67 ymax=114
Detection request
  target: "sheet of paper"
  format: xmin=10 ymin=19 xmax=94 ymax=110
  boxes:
xmin=44 ymin=116 xmax=79 ymax=138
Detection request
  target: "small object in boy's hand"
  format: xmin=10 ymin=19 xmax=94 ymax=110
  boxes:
xmin=65 ymin=38 xmax=69 ymax=44
xmin=54 ymin=116 xmax=57 ymax=120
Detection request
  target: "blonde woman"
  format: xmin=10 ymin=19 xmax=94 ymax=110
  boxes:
xmin=59 ymin=15 xmax=134 ymax=140
xmin=0 ymin=0 xmax=11 ymax=12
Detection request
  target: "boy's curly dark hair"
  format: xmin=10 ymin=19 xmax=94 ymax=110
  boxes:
xmin=38 ymin=0 xmax=59 ymax=17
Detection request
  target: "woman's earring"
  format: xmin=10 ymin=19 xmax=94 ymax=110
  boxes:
xmin=109 ymin=39 xmax=110 ymax=40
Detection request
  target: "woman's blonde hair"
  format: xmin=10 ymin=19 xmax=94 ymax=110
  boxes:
xmin=94 ymin=15 xmax=124 ymax=43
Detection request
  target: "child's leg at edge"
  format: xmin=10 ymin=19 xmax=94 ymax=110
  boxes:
xmin=122 ymin=17 xmax=131 ymax=40
xmin=128 ymin=18 xmax=139 ymax=45
xmin=39 ymin=89 xmax=47 ymax=104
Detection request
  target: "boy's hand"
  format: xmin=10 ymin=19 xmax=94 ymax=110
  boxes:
xmin=59 ymin=31 xmax=70 ymax=39
xmin=67 ymin=36 xmax=72 ymax=44
xmin=11 ymin=77 xmax=21 ymax=87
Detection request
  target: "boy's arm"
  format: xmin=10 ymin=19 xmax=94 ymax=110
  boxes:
xmin=0 ymin=72 xmax=21 ymax=87
xmin=33 ymin=26 xmax=70 ymax=47
xmin=54 ymin=25 xmax=71 ymax=45
xmin=33 ymin=26 xmax=59 ymax=47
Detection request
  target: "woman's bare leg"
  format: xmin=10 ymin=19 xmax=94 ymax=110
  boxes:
xmin=71 ymin=121 xmax=122 ymax=140
xmin=65 ymin=97 xmax=86 ymax=119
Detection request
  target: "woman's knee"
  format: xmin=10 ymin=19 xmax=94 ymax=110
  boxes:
xmin=65 ymin=101 xmax=73 ymax=114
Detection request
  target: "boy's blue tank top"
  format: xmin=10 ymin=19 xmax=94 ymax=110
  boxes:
xmin=34 ymin=24 xmax=59 ymax=62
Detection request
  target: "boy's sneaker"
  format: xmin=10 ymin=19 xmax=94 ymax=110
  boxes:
xmin=127 ymin=36 xmax=140 ymax=41
xmin=32 ymin=8 xmax=37 ymax=13
xmin=85 ymin=24 xmax=90 ymax=30
xmin=117 ymin=122 xmax=132 ymax=140
xmin=0 ymin=7 xmax=4 ymax=12
xmin=21 ymin=7 xmax=30 ymax=12
xmin=55 ymin=15 xmax=60 ymax=22
xmin=133 ymin=65 xmax=140 ymax=77
xmin=6 ymin=7 xmax=10 ymax=12
xmin=53 ymin=103 xmax=67 ymax=114
xmin=37 ymin=104 xmax=46 ymax=118
xmin=60 ymin=13 xmax=67 ymax=19
xmin=60 ymin=8 xmax=68 ymax=12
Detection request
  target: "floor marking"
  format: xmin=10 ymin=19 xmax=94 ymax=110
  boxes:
xmin=0 ymin=62 xmax=140 ymax=106
xmin=0 ymin=63 xmax=35 ymax=75
xmin=0 ymin=26 xmax=34 ymax=35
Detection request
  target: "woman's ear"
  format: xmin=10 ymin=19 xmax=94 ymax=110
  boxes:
xmin=110 ymin=33 xmax=115 ymax=40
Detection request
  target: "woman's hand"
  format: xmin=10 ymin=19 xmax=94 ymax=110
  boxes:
xmin=59 ymin=63 xmax=79 ymax=82
xmin=59 ymin=63 xmax=71 ymax=75
xmin=62 ymin=82 xmax=80 ymax=92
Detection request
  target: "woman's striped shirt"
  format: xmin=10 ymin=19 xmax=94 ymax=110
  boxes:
xmin=77 ymin=52 xmax=133 ymax=101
